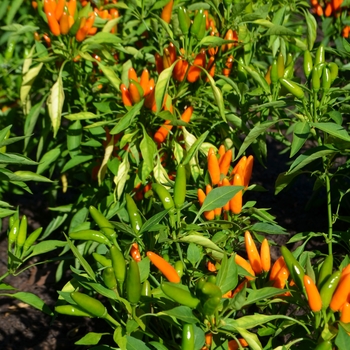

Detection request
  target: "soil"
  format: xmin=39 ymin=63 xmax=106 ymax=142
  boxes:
xmin=0 ymin=139 xmax=334 ymax=350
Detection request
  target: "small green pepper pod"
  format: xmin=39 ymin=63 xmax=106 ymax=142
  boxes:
xmin=182 ymin=324 xmax=195 ymax=350
xmin=322 ymin=66 xmax=331 ymax=92
xmin=202 ymin=296 xmax=221 ymax=316
xmin=93 ymin=252 xmax=112 ymax=267
xmin=303 ymin=50 xmax=313 ymax=79
xmin=201 ymin=282 xmax=222 ymax=299
xmin=178 ymin=6 xmax=191 ymax=35
xmin=8 ymin=218 xmax=20 ymax=247
xmin=23 ymin=227 xmax=43 ymax=252
xmin=174 ymin=261 xmax=184 ymax=278
xmin=152 ymin=183 xmax=175 ymax=210
xmin=314 ymin=340 xmax=332 ymax=350
xmin=126 ymin=194 xmax=143 ymax=234
xmin=141 ymin=280 xmax=151 ymax=297
xmin=281 ymin=246 xmax=305 ymax=292
xmin=71 ymin=291 xmax=107 ymax=318
xmin=328 ymin=62 xmax=338 ymax=83
xmin=103 ymin=267 xmax=117 ymax=290
xmin=17 ymin=215 xmax=27 ymax=249
xmin=55 ymin=304 xmax=93 ymax=317
xmin=319 ymin=270 xmax=341 ymax=310
xmin=126 ymin=259 xmax=141 ymax=304
xmin=270 ymin=59 xmax=279 ymax=85
xmin=174 ymin=165 xmax=186 ymax=209
xmin=190 ymin=9 xmax=205 ymax=40
xmin=69 ymin=230 xmax=111 ymax=247
xmin=89 ymin=206 xmax=116 ymax=242
xmin=110 ymin=245 xmax=126 ymax=291
xmin=161 ymin=282 xmax=200 ymax=309
xmin=317 ymin=255 xmax=333 ymax=289
xmin=279 ymin=78 xmax=305 ymax=100
xmin=277 ymin=52 xmax=284 ymax=79
xmin=312 ymin=68 xmax=320 ymax=93
xmin=315 ymin=43 xmax=325 ymax=66
xmin=237 ymin=58 xmax=248 ymax=83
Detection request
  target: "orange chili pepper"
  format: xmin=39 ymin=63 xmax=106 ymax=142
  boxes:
xmin=218 ymin=145 xmax=226 ymax=163
xmin=221 ymin=177 xmax=231 ymax=211
xmin=260 ymin=238 xmax=271 ymax=272
xmin=144 ymin=85 xmax=155 ymax=109
xmin=222 ymin=290 xmax=233 ymax=298
xmin=269 ymin=256 xmax=286 ymax=281
xmin=205 ymin=333 xmax=213 ymax=348
xmin=44 ymin=0 xmax=56 ymax=13
xmin=168 ymin=42 xmax=176 ymax=63
xmin=197 ymin=188 xmax=206 ymax=206
xmin=55 ymin=0 xmax=66 ymax=21
xmin=161 ymin=0 xmax=173 ymax=23
xmin=187 ymin=50 xmax=206 ymax=83
xmin=147 ymin=251 xmax=180 ymax=283
xmin=208 ymin=30 xmax=219 ymax=56
xmin=235 ymin=254 xmax=255 ymax=280
xmin=324 ymin=3 xmax=332 ymax=17
xmin=145 ymin=78 xmax=155 ymax=97
xmin=219 ymin=149 xmax=232 ymax=177
xmin=67 ymin=0 xmax=76 ymax=16
xmin=223 ymin=55 xmax=234 ymax=77
xmin=243 ymin=155 xmax=254 ymax=188
xmin=207 ymin=261 xmax=216 ymax=272
xmin=340 ymin=264 xmax=350 ymax=282
xmin=174 ymin=58 xmax=189 ymax=82
xmin=316 ymin=4 xmax=323 ymax=16
xmin=129 ymin=80 xmax=143 ymax=104
xmin=155 ymin=53 xmax=164 ymax=74
xmin=60 ymin=10 xmax=70 ymax=35
xmin=330 ymin=273 xmax=350 ymax=311
xmin=222 ymin=29 xmax=234 ymax=52
xmin=232 ymin=279 xmax=248 ymax=296
xmin=208 ymin=152 xmax=220 ymax=186
xmin=68 ymin=14 xmax=74 ymax=28
xmin=204 ymin=210 xmax=215 ymax=220
xmin=342 ymin=26 xmax=350 ymax=39
xmin=32 ymin=1 xmax=38 ymax=10
xmin=245 ymin=230 xmax=263 ymax=275
xmin=46 ymin=11 xmax=61 ymax=36
xmin=120 ymin=84 xmax=133 ymax=107
xmin=228 ymin=338 xmax=249 ymax=350
xmin=304 ymin=274 xmax=322 ymax=312
xmin=272 ymin=265 xmax=290 ymax=289
xmin=130 ymin=243 xmax=141 ymax=262
xmin=231 ymin=156 xmax=247 ymax=178
xmin=140 ymin=69 xmax=150 ymax=94
xmin=128 ymin=67 xmax=138 ymax=82
xmin=154 ymin=122 xmax=173 ymax=144
xmin=163 ymin=47 xmax=172 ymax=69
xmin=180 ymin=105 xmax=193 ymax=124
xmin=265 ymin=66 xmax=272 ymax=85
xmin=230 ymin=173 xmax=243 ymax=214
xmin=341 ymin=302 xmax=350 ymax=323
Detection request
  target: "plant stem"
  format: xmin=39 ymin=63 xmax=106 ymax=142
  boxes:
xmin=326 ymin=173 xmax=333 ymax=255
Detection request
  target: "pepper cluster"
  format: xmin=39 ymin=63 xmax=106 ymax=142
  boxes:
xmin=197 ymin=146 xmax=253 ymax=220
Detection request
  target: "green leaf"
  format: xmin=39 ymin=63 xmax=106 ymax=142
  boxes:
xmin=182 ymin=130 xmax=209 ymax=166
xmin=287 ymin=145 xmax=337 ymax=174
xmin=11 ymin=171 xmax=52 ymax=183
xmin=75 ymin=332 xmax=109 ymax=345
xmin=265 ymin=25 xmax=298 ymax=36
xmin=312 ymin=122 xmax=350 ymax=142
xmin=241 ymin=65 xmax=271 ymax=94
xmin=0 ymin=283 xmax=16 ymax=290
xmin=126 ymin=336 xmax=151 ymax=350
xmin=0 ymin=153 xmax=37 ymax=165
xmin=304 ymin=9 xmax=317 ymax=51
xmin=243 ymin=287 xmax=287 ymax=306
xmin=179 ymin=235 xmax=224 ymax=254
xmin=250 ymin=222 xmax=286 ymax=235
xmin=148 ymin=342 xmax=168 ymax=350
xmin=3 ymin=292 xmax=53 ymax=316
xmin=98 ymin=63 xmax=121 ymax=92
xmin=25 ymin=240 xmax=67 ymax=259
xmin=24 ymin=97 xmax=45 ymax=150
xmin=82 ymin=32 xmax=122 ymax=46
xmin=140 ymin=126 xmax=156 ymax=181
xmin=64 ymin=112 xmax=98 ymax=120
xmin=236 ymin=328 xmax=262 ymax=350
xmin=236 ymin=121 xmax=277 ymax=159
xmin=157 ymin=306 xmax=199 ymax=324
xmin=187 ymin=243 xmax=201 ymax=267
xmin=290 ymin=121 xmax=310 ymax=158
xmin=139 ymin=210 xmax=170 ymax=234
xmin=155 ymin=62 xmax=176 ymax=113
xmin=37 ymin=148 xmax=61 ymax=175
xmin=275 ymin=170 xmax=303 ymax=195
xmin=335 ymin=324 xmax=350 ymax=350
xmin=110 ymin=100 xmax=144 ymax=135
xmin=216 ymin=255 xmax=238 ymax=294
xmin=61 ymin=155 xmax=94 ymax=173
xmin=114 ymin=327 xmax=127 ymax=350
xmin=138 ymin=257 xmax=150 ymax=283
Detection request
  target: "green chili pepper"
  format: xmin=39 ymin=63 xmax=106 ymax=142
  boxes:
xmin=125 ymin=194 xmax=143 ymax=234
xmin=0 ymin=129 xmax=10 ymax=153
xmin=328 ymin=62 xmax=338 ymax=83
xmin=152 ymin=183 xmax=175 ymax=210
xmin=55 ymin=304 xmax=93 ymax=317
xmin=303 ymin=50 xmax=313 ymax=79
xmin=201 ymin=282 xmax=222 ymax=298
xmin=286 ymin=53 xmax=293 ymax=66
xmin=161 ymin=282 xmax=200 ymax=308
xmin=281 ymin=246 xmax=305 ymax=292
xmin=314 ymin=340 xmax=332 ymax=350
xmin=69 ymin=230 xmax=112 ymax=247
xmin=178 ymin=6 xmax=191 ymax=35
xmin=175 ymin=261 xmax=184 ymax=278
xmin=322 ymin=66 xmax=331 ymax=92
xmin=8 ymin=218 xmax=20 ymax=247
xmin=237 ymin=57 xmax=247 ymax=83
xmin=315 ymin=44 xmax=325 ymax=66
xmin=141 ymin=280 xmax=151 ymax=297
xmin=223 ymin=0 xmax=233 ymax=6
xmin=5 ymin=37 xmax=16 ymax=61
xmin=312 ymin=68 xmax=320 ymax=93
xmin=126 ymin=259 xmax=141 ymax=304
xmin=314 ymin=63 xmax=326 ymax=79
xmin=174 ymin=165 xmax=186 ymax=209
xmin=103 ymin=267 xmax=117 ymax=290
xmin=317 ymin=255 xmax=333 ymax=289
xmin=202 ymin=296 xmax=221 ymax=316
xmin=182 ymin=324 xmax=195 ymax=350
xmin=319 ymin=270 xmax=341 ymax=310
xmin=283 ymin=62 xmax=294 ymax=79
xmin=207 ymin=275 xmax=216 ymax=284
xmin=23 ymin=227 xmax=43 ymax=253
xmin=196 ymin=277 xmax=207 ymax=293
xmin=277 ymin=52 xmax=284 ymax=78
xmin=110 ymin=245 xmax=126 ymax=292
xmin=9 ymin=215 xmax=15 ymax=229
xmin=16 ymin=215 xmax=27 ymax=249
xmin=270 ymin=59 xmax=279 ymax=85
xmin=71 ymin=291 xmax=107 ymax=318
xmin=279 ymin=78 xmax=305 ymax=100
xmin=93 ymin=252 xmax=112 ymax=267
xmin=191 ymin=9 xmax=205 ymax=40
xmin=89 ymin=206 xmax=116 ymax=242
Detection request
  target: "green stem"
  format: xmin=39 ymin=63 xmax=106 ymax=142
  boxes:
xmin=104 ymin=313 xmax=121 ymax=327
xmin=326 ymin=173 xmax=333 ymax=255
xmin=0 ymin=271 xmax=10 ymax=282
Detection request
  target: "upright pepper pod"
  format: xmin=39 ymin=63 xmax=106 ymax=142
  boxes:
xmin=312 ymin=68 xmax=320 ymax=93
xmin=103 ymin=266 xmax=117 ymax=290
xmin=245 ymin=231 xmax=262 ymax=274
xmin=329 ymin=272 xmax=350 ymax=311
xmin=178 ymin=6 xmax=190 ymax=35
xmin=280 ymin=246 xmax=305 ymax=292
xmin=174 ymin=164 xmax=186 ymax=209
xmin=317 ymin=254 xmax=333 ymax=289
xmin=315 ymin=43 xmax=325 ymax=66
xmin=182 ymin=324 xmax=195 ymax=350
xmin=191 ymin=9 xmax=205 ymax=40
xmin=277 ymin=52 xmax=285 ymax=78
xmin=152 ymin=183 xmax=175 ymax=210
xmin=16 ymin=215 xmax=27 ymax=249
xmin=141 ymin=280 xmax=151 ymax=297
xmin=319 ymin=270 xmax=340 ymax=310
xmin=202 ymin=296 xmax=221 ymax=316
xmin=125 ymin=194 xmax=143 ymax=234
xmin=126 ymin=259 xmax=141 ymax=304
xmin=89 ymin=206 xmax=117 ymax=242
xmin=303 ymin=50 xmax=313 ymax=79
xmin=304 ymin=274 xmax=322 ymax=312
xmin=161 ymin=0 xmax=173 ymax=24
xmin=22 ymin=227 xmax=43 ymax=253
xmin=270 ymin=59 xmax=279 ymax=85
xmin=93 ymin=252 xmax=112 ymax=267
xmin=322 ymin=66 xmax=331 ymax=92
xmin=328 ymin=62 xmax=338 ymax=83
